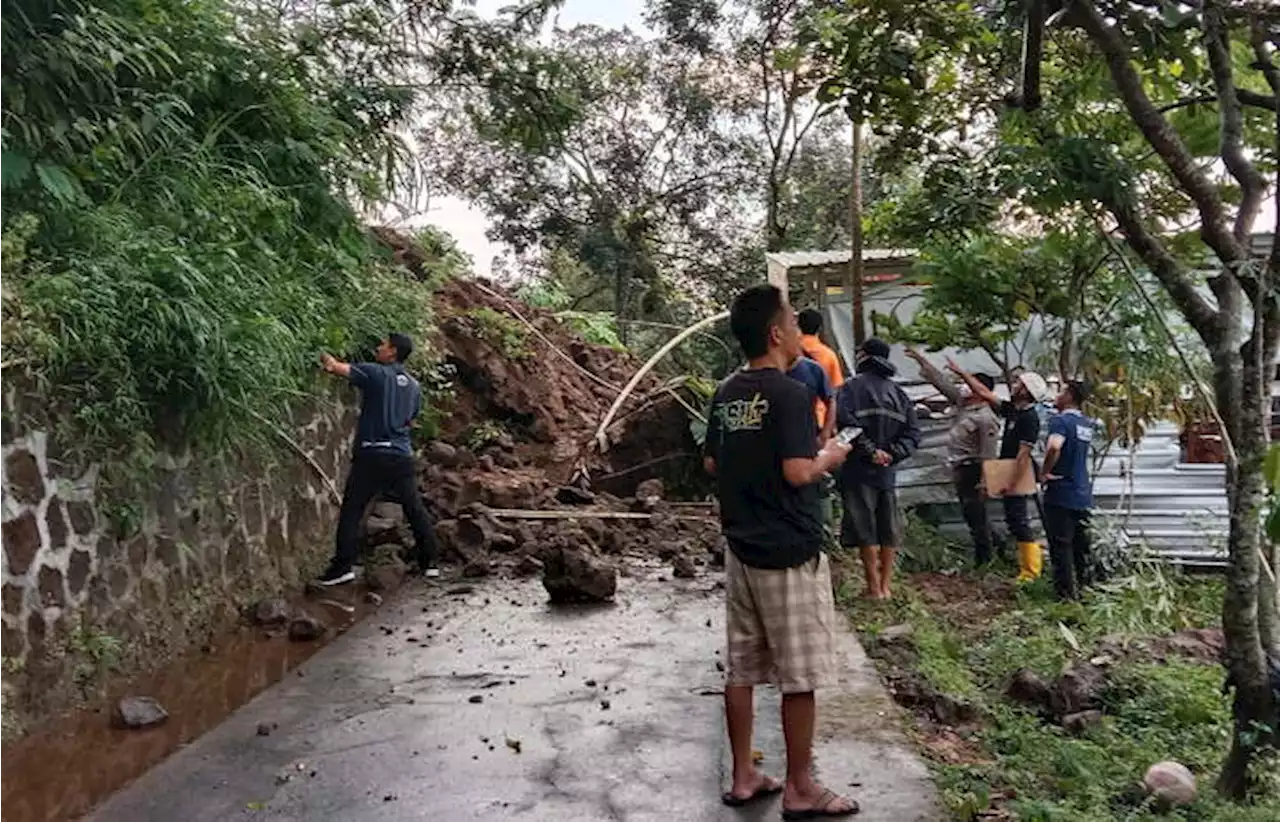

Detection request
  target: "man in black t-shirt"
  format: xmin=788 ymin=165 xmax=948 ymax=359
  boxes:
xmin=704 ymin=285 xmax=857 ymax=818
xmin=949 ymin=360 xmax=1053 ymax=582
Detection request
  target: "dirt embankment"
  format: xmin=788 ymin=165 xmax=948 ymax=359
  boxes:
xmin=369 ymin=228 xmax=721 ymax=587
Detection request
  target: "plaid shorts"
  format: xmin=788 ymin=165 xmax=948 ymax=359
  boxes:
xmin=724 ymin=550 xmax=838 ymax=694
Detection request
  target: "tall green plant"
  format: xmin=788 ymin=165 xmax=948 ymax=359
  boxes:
xmin=0 ymin=0 xmax=465 ymax=478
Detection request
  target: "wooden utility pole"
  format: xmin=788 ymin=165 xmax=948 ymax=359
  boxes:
xmin=849 ymin=118 xmax=866 ymax=345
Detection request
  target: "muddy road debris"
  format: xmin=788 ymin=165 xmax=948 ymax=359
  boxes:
xmin=90 ymin=568 xmax=940 ymax=822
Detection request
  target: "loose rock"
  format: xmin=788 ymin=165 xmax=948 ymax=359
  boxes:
xmin=251 ymin=598 xmax=291 ymax=627
xmin=932 ymin=693 xmax=977 ymax=726
xmin=425 ymin=441 xmax=460 ymax=467
xmin=1143 ymin=760 xmax=1197 ymax=807
xmin=1006 ymin=667 xmax=1053 ymax=711
xmin=1049 ymin=662 xmax=1108 ymax=718
xmin=117 ymin=696 xmax=168 ymax=729
xmin=364 ymin=560 xmax=407 ymax=593
xmin=462 ymin=555 xmax=492 ymax=578
xmin=542 ymin=547 xmax=617 ymax=604
xmin=288 ymin=613 xmax=326 ymax=642
xmin=635 ymin=478 xmax=665 ymax=502
xmin=672 ymin=554 xmax=697 ymax=579
xmin=1061 ymin=709 xmax=1103 ymax=735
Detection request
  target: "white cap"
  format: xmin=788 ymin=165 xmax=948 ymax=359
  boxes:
xmin=1017 ymin=371 xmax=1053 ymax=403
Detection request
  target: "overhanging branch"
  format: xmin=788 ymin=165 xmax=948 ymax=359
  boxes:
xmin=1071 ymin=0 xmax=1249 ymax=267
xmin=1104 ymin=196 xmax=1222 ymax=344
xmin=1156 ymin=91 xmax=1279 ymax=113
xmin=1203 ymin=2 xmax=1268 ymax=243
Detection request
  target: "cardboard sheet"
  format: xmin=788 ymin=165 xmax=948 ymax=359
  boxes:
xmin=982 ymin=458 xmax=1037 ymax=498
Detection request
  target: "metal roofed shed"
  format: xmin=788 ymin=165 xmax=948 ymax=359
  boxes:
xmin=764 ymin=247 xmax=1042 ymax=380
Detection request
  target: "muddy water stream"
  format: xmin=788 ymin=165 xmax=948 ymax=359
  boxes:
xmin=1 ymin=588 xmax=379 ymax=822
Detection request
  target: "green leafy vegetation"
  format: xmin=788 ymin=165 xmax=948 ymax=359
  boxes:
xmin=465 ymin=420 xmax=508 ymax=453
xmin=463 ymin=307 xmax=533 ymax=361
xmin=68 ymin=623 xmax=124 ymax=693
xmin=1 ymin=0 xmax=439 ymax=482
xmin=844 ymin=560 xmax=1280 ymax=820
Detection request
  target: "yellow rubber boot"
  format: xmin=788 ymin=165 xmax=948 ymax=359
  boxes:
xmin=1016 ymin=541 xmax=1043 ymax=582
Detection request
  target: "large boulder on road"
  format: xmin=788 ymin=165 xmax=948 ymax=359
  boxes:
xmin=542 ymin=547 xmax=617 ymax=604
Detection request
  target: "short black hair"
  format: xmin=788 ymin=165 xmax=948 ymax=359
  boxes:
xmin=388 ymin=332 xmax=414 ymax=363
xmin=797 ymin=308 xmax=823 ymax=335
xmin=729 ymin=285 xmax=786 ymax=360
xmin=973 ymin=372 xmax=995 ymax=391
xmin=1065 ymin=379 xmax=1089 ymax=405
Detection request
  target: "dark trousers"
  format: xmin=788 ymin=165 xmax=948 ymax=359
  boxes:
xmin=1002 ymin=495 xmax=1035 ymax=543
xmin=1044 ymin=504 xmax=1092 ymax=600
xmin=334 ymin=450 xmax=437 ymax=570
xmin=953 ymin=463 xmax=993 ymax=565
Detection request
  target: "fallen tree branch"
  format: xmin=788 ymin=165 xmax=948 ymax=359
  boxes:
xmin=590 ymin=452 xmax=696 ymax=484
xmin=595 ymin=310 xmax=730 ymax=452
xmin=469 ymin=281 xmax=623 ymax=395
xmin=472 ymin=281 xmax=706 ymax=424
xmin=486 ymin=508 xmax=717 ymax=523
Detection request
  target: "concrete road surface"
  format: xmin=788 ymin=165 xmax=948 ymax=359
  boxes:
xmin=91 ymin=562 xmax=939 ymax=822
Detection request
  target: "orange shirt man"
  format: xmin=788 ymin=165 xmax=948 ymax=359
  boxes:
xmin=798 ymin=309 xmax=845 ymax=429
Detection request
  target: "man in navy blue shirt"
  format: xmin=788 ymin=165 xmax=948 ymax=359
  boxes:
xmin=836 ymin=338 xmax=920 ymax=600
xmin=1041 ymin=380 xmax=1095 ymax=600
xmin=787 ymin=355 xmax=836 ymax=443
xmin=316 ymin=333 xmax=438 ymax=586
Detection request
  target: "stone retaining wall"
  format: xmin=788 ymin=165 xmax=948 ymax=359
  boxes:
xmin=1 ymin=381 xmax=355 ymax=735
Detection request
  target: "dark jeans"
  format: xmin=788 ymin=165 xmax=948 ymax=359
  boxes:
xmin=1044 ymin=504 xmax=1092 ymax=600
xmin=334 ymin=450 xmax=437 ymax=570
xmin=1002 ymin=495 xmax=1036 ymax=543
xmin=953 ymin=463 xmax=992 ymax=565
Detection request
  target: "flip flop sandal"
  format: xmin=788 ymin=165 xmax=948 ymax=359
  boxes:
xmin=721 ymin=779 xmax=783 ymax=807
xmin=781 ymin=788 xmax=860 ymax=819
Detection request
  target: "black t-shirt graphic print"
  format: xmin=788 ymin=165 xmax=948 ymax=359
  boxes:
xmin=704 ymin=368 xmax=822 ymax=569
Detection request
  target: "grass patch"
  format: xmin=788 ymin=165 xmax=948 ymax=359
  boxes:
xmin=843 ymin=562 xmax=1280 ymax=821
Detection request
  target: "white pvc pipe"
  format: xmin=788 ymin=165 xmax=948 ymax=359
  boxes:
xmin=594 ymin=310 xmax=730 ymax=452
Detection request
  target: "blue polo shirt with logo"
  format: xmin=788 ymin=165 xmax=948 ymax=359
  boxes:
xmin=1044 ymin=409 xmax=1095 ymax=510
xmin=349 ymin=362 xmax=421 ymax=456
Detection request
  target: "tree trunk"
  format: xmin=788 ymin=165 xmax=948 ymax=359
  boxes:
xmin=1215 ymin=344 xmax=1279 ymax=798
xmin=766 ymin=175 xmax=785 ymax=252
xmin=1058 ymin=316 xmax=1075 ymax=382
xmin=849 ymin=118 xmax=865 ymax=345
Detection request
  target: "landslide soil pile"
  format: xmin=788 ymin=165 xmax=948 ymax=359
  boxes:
xmin=367 ymin=229 xmax=720 ymax=587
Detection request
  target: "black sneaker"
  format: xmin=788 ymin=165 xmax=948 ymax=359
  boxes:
xmin=315 ymin=563 xmax=356 ymax=586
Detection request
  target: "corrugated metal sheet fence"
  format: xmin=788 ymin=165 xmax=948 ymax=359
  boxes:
xmin=898 ymin=419 xmax=1229 ymax=568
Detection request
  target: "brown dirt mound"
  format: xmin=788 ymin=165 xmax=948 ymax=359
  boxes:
xmin=365 ymin=229 xmax=717 ymax=580
xmin=374 ymin=227 xmax=696 ymax=502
